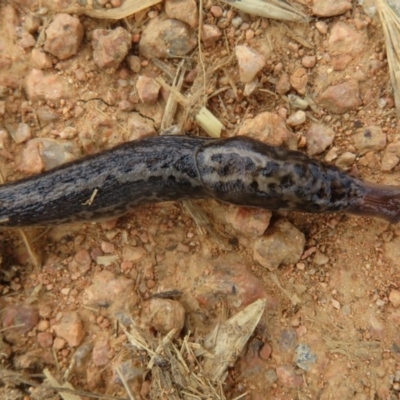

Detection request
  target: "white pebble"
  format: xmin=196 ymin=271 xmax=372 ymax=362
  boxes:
xmin=286 ymin=110 xmax=306 ymax=126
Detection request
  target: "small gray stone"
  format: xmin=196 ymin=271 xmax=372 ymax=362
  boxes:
xmin=25 ymin=69 xmax=74 ymax=101
xmin=2 ymin=305 xmax=39 ymax=343
xmin=127 ymin=55 xmax=141 ymax=73
xmin=232 ymin=16 xmax=243 ymax=28
xmin=83 ymin=270 xmax=138 ymax=312
xmin=13 ymin=123 xmax=31 ymax=144
xmin=92 ymin=27 xmax=131 ymax=70
xmin=312 ymin=0 xmax=352 ymax=17
xmin=335 ymin=151 xmax=356 ymax=170
xmin=389 ymin=290 xmax=400 ymax=308
xmin=253 ymin=220 xmax=306 ymax=271
xmin=27 ymin=138 xmax=79 ymax=170
xmin=165 ymin=0 xmax=198 ymax=28
xmin=44 ymin=13 xmax=83 ymax=60
xmin=317 ymin=80 xmax=362 ymax=114
xmin=238 ymin=111 xmax=296 ymax=148
xmin=92 ymin=338 xmax=110 ymax=366
xmin=139 ymin=17 xmax=196 ymax=59
xmin=113 ymin=359 xmax=145 ymax=384
xmin=306 ymin=123 xmax=335 ymax=155
xmin=354 ymin=126 xmax=386 ymax=155
xmin=286 ymin=110 xmax=306 ymax=126
xmin=141 ymin=298 xmax=185 ymax=336
xmin=294 ymin=343 xmax=316 ymax=371
xmin=381 ymin=142 xmax=400 ymax=171
xmin=53 ymin=312 xmax=85 ymax=347
xmin=325 ymin=146 xmax=338 ymax=162
xmin=127 ymin=112 xmax=156 ymax=141
xmin=276 ymin=73 xmax=291 ymax=95
xmin=235 ymin=45 xmax=266 ymax=83
xmin=202 ymin=24 xmax=222 ymax=48
xmin=225 ymin=206 xmax=271 ymax=237
xmin=279 ymin=328 xmax=297 ymax=351
xmin=313 ymin=251 xmax=329 ymax=265
xmin=328 ymin=21 xmax=366 ymax=55
xmin=136 ymin=76 xmax=160 ymax=103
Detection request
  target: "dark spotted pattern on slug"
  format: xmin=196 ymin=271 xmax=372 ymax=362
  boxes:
xmin=0 ymin=134 xmax=399 ymax=227
xmin=196 ymin=136 xmax=367 ymax=213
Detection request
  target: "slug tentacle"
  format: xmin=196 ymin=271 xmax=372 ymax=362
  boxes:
xmin=353 ymin=183 xmax=400 ymax=223
xmin=0 ymin=134 xmax=398 ymax=227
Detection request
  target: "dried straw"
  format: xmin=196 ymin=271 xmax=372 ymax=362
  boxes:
xmin=376 ymin=0 xmax=400 ymax=117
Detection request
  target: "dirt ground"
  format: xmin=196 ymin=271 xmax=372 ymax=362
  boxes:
xmin=1 ymin=0 xmax=400 ymax=399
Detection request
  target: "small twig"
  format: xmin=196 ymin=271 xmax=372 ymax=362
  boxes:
xmin=0 ymin=323 xmax=26 ymax=332
xmin=82 ymin=188 xmax=98 ymax=206
xmin=115 ymin=366 xmax=137 ymax=400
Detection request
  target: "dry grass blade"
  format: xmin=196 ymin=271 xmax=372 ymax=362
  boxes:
xmin=160 ymin=59 xmax=186 ymax=130
xmin=376 ymin=0 xmax=400 ymax=117
xmin=96 ymin=254 xmax=119 ymax=266
xmin=43 ymin=368 xmax=81 ymax=400
xmin=0 ymin=368 xmax=37 ymax=387
xmin=195 ymin=107 xmax=224 ymax=138
xmin=147 ymin=328 xmax=177 ymax=369
xmin=155 ymin=77 xmax=224 ymax=137
xmin=220 ymin=0 xmax=309 ymax=22
xmin=62 ymin=0 xmax=161 ymax=19
xmin=115 ymin=366 xmax=136 ymax=400
xmin=120 ymin=321 xmax=157 ymax=357
xmin=202 ymin=299 xmax=267 ymax=382
xmin=119 ymin=318 xmax=228 ymax=399
xmin=269 ymin=272 xmax=301 ymax=306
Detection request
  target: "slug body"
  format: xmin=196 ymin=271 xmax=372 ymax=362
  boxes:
xmin=0 ymin=135 xmax=399 ymax=227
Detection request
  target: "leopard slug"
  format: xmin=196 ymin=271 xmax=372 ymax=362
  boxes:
xmin=0 ymin=135 xmax=399 ymax=227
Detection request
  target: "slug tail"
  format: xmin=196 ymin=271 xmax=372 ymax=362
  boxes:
xmin=352 ymin=183 xmax=400 ymax=223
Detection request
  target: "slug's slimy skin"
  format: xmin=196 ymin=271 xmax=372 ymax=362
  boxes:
xmin=0 ymin=135 xmax=399 ymax=227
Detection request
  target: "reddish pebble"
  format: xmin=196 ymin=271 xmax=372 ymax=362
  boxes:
xmin=141 ymin=298 xmax=185 ymax=335
xmin=290 ymin=68 xmax=308 ymax=94
xmin=2 ymin=305 xmax=39 ymax=341
xmin=276 ymin=365 xmax=303 ymax=387
xmin=52 ymin=311 xmax=85 ymax=347
xmin=202 ymin=24 xmax=222 ymax=48
xmin=389 ymin=290 xmax=400 ymax=308
xmin=136 ymin=76 xmax=160 ymax=103
xmin=44 ymin=13 xmax=84 ymax=60
xmin=31 ymin=48 xmax=53 ymax=69
xmin=210 ymin=5 xmax=223 ymax=18
xmin=92 ymin=27 xmax=131 ymax=69
xmin=92 ymin=338 xmax=110 ymax=366
xmin=39 ymin=304 xmax=52 ymax=318
xmin=120 ymin=261 xmax=133 ymax=272
xmin=259 ymin=343 xmax=272 ymax=360
xmin=146 ymin=279 xmax=156 ymax=289
xmin=37 ymin=320 xmax=50 ymax=332
xmin=140 ymin=381 xmax=151 ymax=398
xmin=317 ymin=80 xmax=362 ymax=114
xmin=100 ymin=219 xmax=118 ymax=230
xmin=90 ymin=247 xmax=104 ymax=262
xmin=296 ymin=325 xmax=308 ymax=337
xmin=101 ymin=241 xmax=115 ymax=253
xmin=53 ymin=337 xmax=66 ymax=350
xmin=302 ymin=55 xmax=316 ymax=68
xmin=37 ymin=332 xmax=53 ymax=349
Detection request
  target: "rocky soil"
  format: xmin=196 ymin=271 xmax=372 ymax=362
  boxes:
xmin=1 ymin=0 xmax=400 ymax=399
